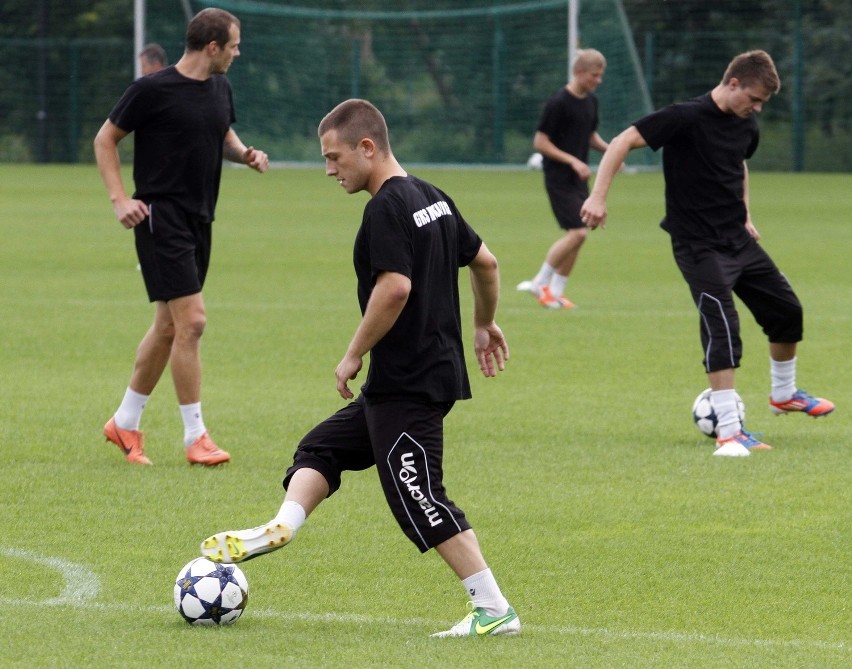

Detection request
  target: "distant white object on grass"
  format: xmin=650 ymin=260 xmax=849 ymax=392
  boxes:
xmin=526 ymin=152 xmax=543 ymax=169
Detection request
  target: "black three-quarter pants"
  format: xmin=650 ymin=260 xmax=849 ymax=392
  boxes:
xmin=671 ymin=237 xmax=803 ymax=373
xmin=283 ymin=395 xmax=471 ymax=553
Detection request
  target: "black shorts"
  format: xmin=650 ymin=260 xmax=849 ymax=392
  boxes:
xmin=672 ymin=237 xmax=803 ymax=373
xmin=284 ymin=396 xmax=472 ymax=553
xmin=134 ymin=199 xmax=212 ymax=302
xmin=545 ymin=181 xmax=588 ymax=230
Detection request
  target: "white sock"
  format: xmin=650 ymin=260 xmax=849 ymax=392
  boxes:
xmin=273 ymin=500 xmax=306 ymax=534
xmin=462 ymin=568 xmax=510 ymax=617
xmin=549 ymin=273 xmax=568 ymax=298
xmin=114 ymin=387 xmax=149 ymax=431
xmin=180 ymin=402 xmax=206 ymax=446
xmin=770 ymin=357 xmax=797 ymax=403
xmin=532 ymin=262 xmax=555 ymax=288
xmin=711 ymin=390 xmax=742 ymax=440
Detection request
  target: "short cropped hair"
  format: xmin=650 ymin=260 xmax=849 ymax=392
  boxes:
xmin=185 ymin=8 xmax=240 ymax=52
xmin=139 ymin=43 xmax=167 ymax=68
xmin=573 ymin=48 xmax=606 ymax=74
xmin=318 ymin=99 xmax=391 ymax=155
xmin=722 ymin=50 xmax=781 ymax=93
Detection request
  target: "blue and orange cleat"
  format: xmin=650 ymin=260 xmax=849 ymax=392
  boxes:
xmin=769 ymin=389 xmax=835 ymax=417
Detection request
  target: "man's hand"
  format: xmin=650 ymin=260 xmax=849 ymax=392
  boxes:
xmin=580 ymin=193 xmax=607 ymax=229
xmin=474 ymin=323 xmax=509 ymax=377
xmin=113 ymin=196 xmax=149 ymax=229
xmin=335 ymin=353 xmax=363 ymax=399
xmin=745 ymin=217 xmax=761 ymax=240
xmin=244 ymin=146 xmax=269 ymax=173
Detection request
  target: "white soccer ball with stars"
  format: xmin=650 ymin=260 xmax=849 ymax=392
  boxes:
xmin=174 ymin=557 xmax=249 ymax=626
xmin=692 ymin=388 xmax=745 ymax=438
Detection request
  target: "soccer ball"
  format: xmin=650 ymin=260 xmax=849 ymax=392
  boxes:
xmin=691 ymin=388 xmax=745 ymax=438
xmin=174 ymin=557 xmax=249 ymax=626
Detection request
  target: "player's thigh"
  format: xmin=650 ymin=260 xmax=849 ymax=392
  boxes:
xmin=671 ymin=240 xmax=737 ymax=302
xmin=546 ymin=185 xmax=587 ymax=230
xmin=286 ymin=400 xmax=375 ymax=495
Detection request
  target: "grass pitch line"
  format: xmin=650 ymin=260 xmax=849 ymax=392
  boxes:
xmin=1 ymin=547 xmax=100 ymax=604
xmin=3 ymin=596 xmax=847 ymax=653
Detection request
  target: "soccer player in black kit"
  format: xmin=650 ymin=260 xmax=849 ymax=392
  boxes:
xmin=201 ymin=99 xmax=520 ymax=637
xmin=94 ymin=8 xmax=269 ymax=466
xmin=580 ymin=50 xmax=834 ymax=457
xmin=518 ymin=48 xmax=609 ymax=309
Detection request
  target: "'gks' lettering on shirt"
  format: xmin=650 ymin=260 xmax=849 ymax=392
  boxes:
xmin=412 ymin=200 xmax=451 ymax=228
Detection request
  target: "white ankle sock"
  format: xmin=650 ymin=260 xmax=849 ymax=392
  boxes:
xmin=549 ymin=273 xmax=568 ymax=298
xmin=274 ymin=500 xmax=306 ymax=534
xmin=770 ymin=357 xmax=797 ymax=403
xmin=532 ymin=262 xmax=555 ymax=288
xmin=711 ymin=389 xmax=742 ymax=440
xmin=462 ymin=568 xmax=510 ymax=617
xmin=180 ymin=402 xmax=206 ymax=446
xmin=114 ymin=387 xmax=149 ymax=431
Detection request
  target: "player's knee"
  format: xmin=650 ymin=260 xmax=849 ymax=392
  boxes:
xmin=175 ymin=312 xmax=207 ymax=341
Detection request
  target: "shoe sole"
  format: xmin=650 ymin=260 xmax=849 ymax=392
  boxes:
xmin=769 ymin=406 xmax=835 ymax=417
xmin=201 ymin=523 xmax=292 ymax=563
xmin=187 ymin=455 xmax=230 ymax=467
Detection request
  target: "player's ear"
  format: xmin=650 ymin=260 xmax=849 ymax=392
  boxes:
xmin=359 ymin=138 xmax=377 ymax=157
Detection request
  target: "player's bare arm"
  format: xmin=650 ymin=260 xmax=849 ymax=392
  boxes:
xmin=580 ymin=125 xmax=647 ymax=229
xmin=93 ymin=119 xmax=149 ymax=229
xmin=589 ymin=131 xmax=609 ymax=153
xmin=335 ymin=270 xmax=411 ymax=399
xmin=533 ymin=130 xmax=591 ymax=181
xmin=742 ymin=162 xmax=760 ymax=240
xmin=468 ymin=243 xmax=508 ymax=377
xmin=223 ymin=129 xmax=269 ymax=173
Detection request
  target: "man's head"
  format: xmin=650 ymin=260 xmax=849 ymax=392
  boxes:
xmin=139 ymin=43 xmax=167 ymax=76
xmin=717 ymin=50 xmax=780 ymax=118
xmin=722 ymin=50 xmax=781 ymax=94
xmin=571 ymin=48 xmax=606 ymax=95
xmin=319 ymin=99 xmax=393 ymax=195
xmin=185 ymin=8 xmax=241 ymax=73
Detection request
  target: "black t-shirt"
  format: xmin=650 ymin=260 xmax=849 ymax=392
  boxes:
xmin=633 ymin=93 xmax=759 ymax=249
xmin=536 ymin=87 xmax=599 ymax=189
xmin=108 ymin=66 xmax=236 ymax=222
xmin=353 ymin=175 xmax=483 ymax=402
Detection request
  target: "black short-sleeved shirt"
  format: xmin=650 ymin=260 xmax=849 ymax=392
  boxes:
xmin=633 ymin=93 xmax=759 ymax=249
xmin=537 ymin=87 xmax=599 ymax=190
xmin=353 ymin=175 xmax=483 ymax=403
xmin=108 ymin=66 xmax=236 ymax=222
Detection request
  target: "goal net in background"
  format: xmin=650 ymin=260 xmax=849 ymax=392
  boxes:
xmin=2 ymin=1 xmax=848 ymax=171
xmin=145 ymin=0 xmax=655 ymax=166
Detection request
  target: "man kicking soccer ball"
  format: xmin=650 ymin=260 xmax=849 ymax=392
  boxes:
xmin=580 ymin=50 xmax=834 ymax=456
xmin=200 ymin=99 xmax=519 ymax=638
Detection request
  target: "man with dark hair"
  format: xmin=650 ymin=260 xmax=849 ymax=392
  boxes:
xmin=200 ymin=98 xmax=520 ymax=638
xmin=94 ymin=8 xmax=269 ymax=466
xmin=581 ymin=50 xmax=834 ymax=457
xmin=138 ymin=43 xmax=167 ymax=76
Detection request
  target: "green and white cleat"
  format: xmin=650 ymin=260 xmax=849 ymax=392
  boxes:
xmin=200 ymin=522 xmax=292 ymax=564
xmin=431 ymin=603 xmax=520 ymax=638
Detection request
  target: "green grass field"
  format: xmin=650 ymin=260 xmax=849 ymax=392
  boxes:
xmin=0 ymin=164 xmax=849 ymax=668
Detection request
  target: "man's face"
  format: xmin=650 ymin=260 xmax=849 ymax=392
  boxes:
xmin=575 ymin=65 xmax=604 ymax=94
xmin=211 ymin=23 xmax=240 ymax=74
xmin=321 ymin=129 xmax=370 ymax=194
xmin=727 ymin=79 xmax=772 ymax=118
